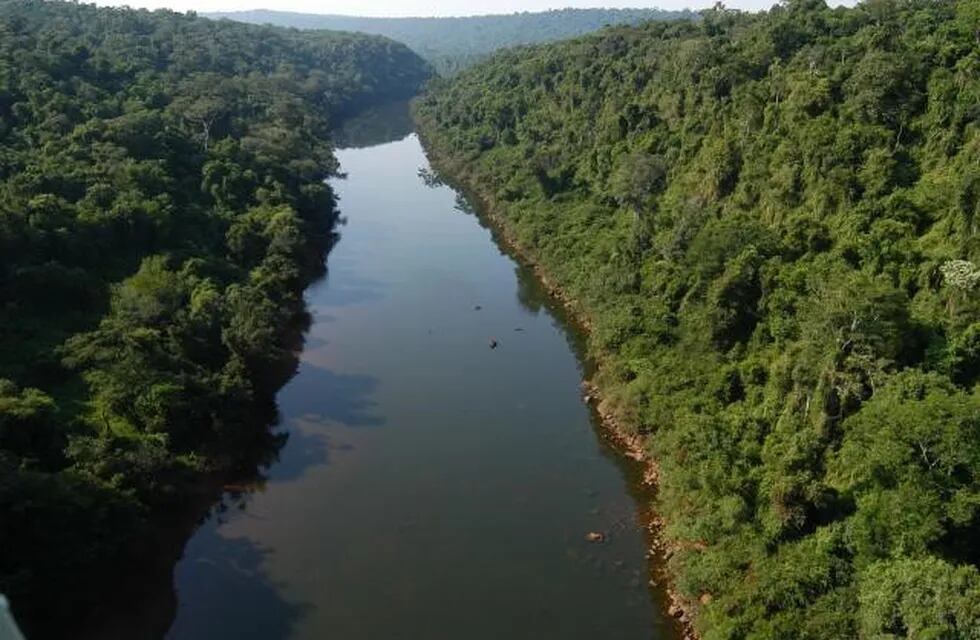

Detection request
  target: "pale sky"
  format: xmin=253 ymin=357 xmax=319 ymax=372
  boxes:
xmin=93 ymin=0 xmax=838 ymax=18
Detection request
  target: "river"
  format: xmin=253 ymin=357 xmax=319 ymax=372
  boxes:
xmin=160 ymin=105 xmax=679 ymax=640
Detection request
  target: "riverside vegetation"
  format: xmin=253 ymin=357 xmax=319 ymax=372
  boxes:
xmin=416 ymin=0 xmax=980 ymax=637
xmin=0 ymin=0 xmax=429 ymax=634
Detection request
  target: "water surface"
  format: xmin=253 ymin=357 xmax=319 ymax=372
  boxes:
xmin=165 ymin=113 xmax=676 ymax=639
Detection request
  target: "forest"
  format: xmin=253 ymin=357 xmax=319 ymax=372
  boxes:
xmin=205 ymin=8 xmax=696 ymax=75
xmin=0 ymin=0 xmax=429 ymax=634
xmin=416 ymin=0 xmax=980 ymax=637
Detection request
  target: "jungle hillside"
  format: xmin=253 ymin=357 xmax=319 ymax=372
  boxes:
xmin=0 ymin=0 xmax=430 ymax=635
xmin=416 ymin=0 xmax=980 ymax=637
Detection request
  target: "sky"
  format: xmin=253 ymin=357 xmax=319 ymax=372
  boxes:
xmin=93 ymin=0 xmax=812 ymax=18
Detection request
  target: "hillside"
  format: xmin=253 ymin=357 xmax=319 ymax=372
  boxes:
xmin=416 ymin=0 xmax=980 ymax=637
xmin=0 ymin=0 xmax=429 ymax=634
xmin=205 ymin=8 xmax=695 ymax=74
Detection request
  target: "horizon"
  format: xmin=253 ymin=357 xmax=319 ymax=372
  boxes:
xmin=204 ymin=6 xmax=703 ymax=19
xmin=93 ymin=1 xmax=857 ymax=19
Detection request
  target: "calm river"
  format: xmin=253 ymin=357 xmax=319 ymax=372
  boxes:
xmin=160 ymin=106 xmax=678 ymax=639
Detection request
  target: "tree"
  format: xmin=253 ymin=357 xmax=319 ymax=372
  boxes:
xmin=608 ymin=151 xmax=667 ymax=216
xmin=858 ymin=557 xmax=980 ymax=639
xmin=831 ymin=371 xmax=980 ymax=559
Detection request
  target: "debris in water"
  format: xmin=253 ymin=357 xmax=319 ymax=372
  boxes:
xmin=474 ymin=305 xmax=482 ymax=310
xmin=585 ymin=531 xmax=606 ymax=543
xmin=489 ymin=338 xmax=498 ymax=349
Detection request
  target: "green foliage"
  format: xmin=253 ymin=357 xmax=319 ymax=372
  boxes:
xmin=0 ymin=381 xmax=60 ymax=466
xmin=858 ymin=557 xmax=980 ymax=639
xmin=0 ymin=0 xmax=429 ymax=632
xmin=832 ymin=372 xmax=980 ymax=560
xmin=0 ymin=455 xmax=144 ymax=619
xmin=417 ymin=0 xmax=980 ymax=636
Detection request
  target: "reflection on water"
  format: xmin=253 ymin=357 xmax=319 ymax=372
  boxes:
xmin=145 ymin=104 xmax=681 ymax=640
xmin=330 ymin=99 xmax=416 ymax=149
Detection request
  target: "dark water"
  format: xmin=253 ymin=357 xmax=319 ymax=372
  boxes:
xmin=163 ymin=108 xmax=677 ymax=640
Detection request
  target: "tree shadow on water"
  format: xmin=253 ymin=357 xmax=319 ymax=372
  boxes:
xmin=165 ymin=528 xmax=311 ymax=640
xmin=246 ymin=363 xmax=383 ymax=483
xmin=262 ymin=418 xmax=356 ymax=484
xmin=276 ymin=362 xmax=385 ymax=429
xmin=315 ymin=269 xmax=387 ymax=307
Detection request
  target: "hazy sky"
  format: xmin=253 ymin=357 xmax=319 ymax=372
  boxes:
xmin=94 ymin=1 xmax=814 ymax=18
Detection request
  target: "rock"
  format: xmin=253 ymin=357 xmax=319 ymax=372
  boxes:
xmin=585 ymin=531 xmax=606 ymax=543
xmin=700 ymin=592 xmax=713 ymax=605
xmin=583 ymin=394 xmax=593 ymax=404
xmin=668 ymin=603 xmax=683 ymax=618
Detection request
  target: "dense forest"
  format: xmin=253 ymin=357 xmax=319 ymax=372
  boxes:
xmin=0 ymin=0 xmax=429 ymax=634
xmin=205 ymin=8 xmax=695 ymax=75
xmin=417 ymin=0 xmax=980 ymax=637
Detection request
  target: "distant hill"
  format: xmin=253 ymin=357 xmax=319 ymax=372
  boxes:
xmin=205 ymin=8 xmax=696 ymax=74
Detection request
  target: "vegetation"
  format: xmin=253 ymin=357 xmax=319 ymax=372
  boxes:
xmin=205 ymin=8 xmax=695 ymax=75
xmin=416 ymin=0 xmax=980 ymax=636
xmin=0 ymin=0 xmax=429 ymax=633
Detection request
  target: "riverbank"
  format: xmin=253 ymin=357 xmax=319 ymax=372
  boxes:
xmin=160 ymin=129 xmax=673 ymax=639
xmin=68 ymin=236 xmax=332 ymax=639
xmin=413 ymin=108 xmax=698 ymax=639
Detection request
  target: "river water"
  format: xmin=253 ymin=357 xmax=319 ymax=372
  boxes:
xmin=162 ymin=107 xmax=677 ymax=640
